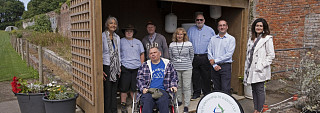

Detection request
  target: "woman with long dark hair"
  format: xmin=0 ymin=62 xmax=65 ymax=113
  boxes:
xmin=244 ymin=18 xmax=275 ymax=113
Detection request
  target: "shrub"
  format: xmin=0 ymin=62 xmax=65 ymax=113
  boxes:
xmin=26 ymin=31 xmax=71 ymax=60
xmin=33 ymin=14 xmax=52 ymax=32
xmin=15 ymin=20 xmax=23 ymax=29
xmin=10 ymin=30 xmax=23 ymax=38
xmin=290 ymin=48 xmax=320 ymax=112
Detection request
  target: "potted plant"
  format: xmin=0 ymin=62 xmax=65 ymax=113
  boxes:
xmin=11 ymin=76 xmax=46 ymax=113
xmin=42 ymin=82 xmax=78 ymax=113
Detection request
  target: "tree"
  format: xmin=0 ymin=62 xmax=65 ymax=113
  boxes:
xmin=22 ymin=0 xmax=66 ymax=19
xmin=0 ymin=0 xmax=25 ymax=30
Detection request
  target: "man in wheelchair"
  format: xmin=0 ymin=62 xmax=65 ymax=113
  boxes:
xmin=137 ymin=47 xmax=178 ymax=113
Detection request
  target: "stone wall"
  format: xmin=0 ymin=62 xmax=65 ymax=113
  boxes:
xmin=22 ymin=19 xmax=35 ymax=29
xmin=22 ymin=3 xmax=71 ymax=38
xmin=46 ymin=11 xmax=59 ymax=33
xmin=251 ymin=0 xmax=320 ymax=77
xmin=43 ymin=48 xmax=72 ymax=75
xmin=27 ymin=43 xmax=72 ymax=75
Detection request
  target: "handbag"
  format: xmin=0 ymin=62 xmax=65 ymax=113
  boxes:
xmin=148 ymin=88 xmax=163 ymax=99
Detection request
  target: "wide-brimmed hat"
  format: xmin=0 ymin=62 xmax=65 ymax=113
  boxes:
xmin=121 ymin=24 xmax=137 ymax=35
xmin=146 ymin=21 xmax=156 ymax=27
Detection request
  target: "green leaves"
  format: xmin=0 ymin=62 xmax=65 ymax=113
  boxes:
xmin=22 ymin=0 xmax=66 ymax=19
xmin=0 ymin=0 xmax=25 ymax=30
xmin=46 ymin=82 xmax=75 ymax=100
xmin=33 ymin=14 xmax=52 ymax=32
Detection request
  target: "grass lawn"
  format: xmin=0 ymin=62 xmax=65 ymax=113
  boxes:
xmin=0 ymin=30 xmax=38 ymax=82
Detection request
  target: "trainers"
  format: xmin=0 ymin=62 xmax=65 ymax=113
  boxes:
xmin=178 ymin=101 xmax=182 ymax=106
xmin=121 ymin=102 xmax=128 ymax=113
xmin=190 ymin=95 xmax=200 ymax=101
xmin=184 ymin=107 xmax=188 ymax=113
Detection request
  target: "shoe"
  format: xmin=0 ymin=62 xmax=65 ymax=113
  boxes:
xmin=178 ymin=101 xmax=182 ymax=106
xmin=121 ymin=102 xmax=128 ymax=113
xmin=190 ymin=95 xmax=200 ymax=101
xmin=184 ymin=107 xmax=189 ymax=113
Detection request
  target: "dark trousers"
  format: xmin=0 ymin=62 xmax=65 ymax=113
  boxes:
xmin=212 ymin=63 xmax=231 ymax=95
xmin=252 ymin=82 xmax=265 ymax=112
xmin=192 ymin=55 xmax=212 ymax=96
xmin=103 ymin=65 xmax=118 ymax=113
xmin=141 ymin=89 xmax=170 ymax=113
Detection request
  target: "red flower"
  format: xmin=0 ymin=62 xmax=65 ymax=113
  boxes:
xmin=11 ymin=76 xmax=21 ymax=93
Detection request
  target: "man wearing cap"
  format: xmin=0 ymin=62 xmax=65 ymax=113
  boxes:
xmin=187 ymin=13 xmax=216 ymax=100
xmin=119 ymin=24 xmax=145 ymax=113
xmin=142 ymin=21 xmax=169 ymax=60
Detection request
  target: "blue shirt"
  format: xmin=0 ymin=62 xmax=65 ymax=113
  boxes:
xmin=207 ymin=33 xmax=236 ymax=68
xmin=150 ymin=59 xmax=165 ymax=90
xmin=187 ymin=25 xmax=215 ymax=54
xmin=120 ymin=38 xmax=145 ymax=69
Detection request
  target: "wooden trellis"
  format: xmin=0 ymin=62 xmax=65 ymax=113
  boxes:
xmin=70 ymin=0 xmax=94 ymax=105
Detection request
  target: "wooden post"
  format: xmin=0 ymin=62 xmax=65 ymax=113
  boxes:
xmin=20 ymin=39 xmax=24 ymax=60
xmin=15 ymin=38 xmax=19 ymax=53
xmin=38 ymin=45 xmax=43 ymax=83
xmin=26 ymin=40 xmax=30 ymax=67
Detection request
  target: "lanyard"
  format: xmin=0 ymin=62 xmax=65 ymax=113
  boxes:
xmin=176 ymin=42 xmax=184 ymax=57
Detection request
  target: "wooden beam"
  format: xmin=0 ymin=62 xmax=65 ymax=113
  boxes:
xmin=237 ymin=6 xmax=249 ymax=96
xmin=160 ymin=0 xmax=248 ymax=8
xmin=92 ymin=0 xmax=103 ymax=112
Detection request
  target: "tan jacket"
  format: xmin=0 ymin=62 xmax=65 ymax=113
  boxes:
xmin=244 ymin=35 xmax=275 ymax=84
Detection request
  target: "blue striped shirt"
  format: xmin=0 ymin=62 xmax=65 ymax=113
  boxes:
xmin=187 ymin=25 xmax=215 ymax=54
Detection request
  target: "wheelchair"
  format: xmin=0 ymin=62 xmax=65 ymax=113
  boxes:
xmin=131 ymin=91 xmax=179 ymax=113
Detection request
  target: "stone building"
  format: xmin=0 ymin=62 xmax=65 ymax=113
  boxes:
xmin=58 ymin=3 xmax=71 ymax=38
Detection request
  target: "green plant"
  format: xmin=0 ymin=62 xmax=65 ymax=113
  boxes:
xmin=33 ymin=14 xmax=52 ymax=32
xmin=45 ymin=81 xmax=76 ymax=100
xmin=11 ymin=76 xmax=45 ymax=93
xmin=10 ymin=30 xmax=23 ymax=38
xmin=290 ymin=50 xmax=320 ymax=112
xmin=15 ymin=20 xmax=23 ymax=29
xmin=66 ymin=0 xmax=71 ymax=7
xmin=27 ymin=31 xmax=67 ymax=46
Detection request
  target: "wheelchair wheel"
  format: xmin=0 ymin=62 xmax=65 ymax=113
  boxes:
xmin=169 ymin=105 xmax=177 ymax=113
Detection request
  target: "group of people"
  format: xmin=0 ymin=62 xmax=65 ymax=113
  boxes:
xmin=102 ymin=13 xmax=275 ymax=113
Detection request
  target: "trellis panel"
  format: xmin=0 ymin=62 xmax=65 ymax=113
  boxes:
xmin=70 ymin=0 xmax=94 ymax=105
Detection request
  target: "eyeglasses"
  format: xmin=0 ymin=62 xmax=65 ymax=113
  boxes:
xmin=196 ymin=19 xmax=204 ymax=21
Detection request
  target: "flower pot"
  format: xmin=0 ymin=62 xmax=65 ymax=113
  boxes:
xmin=42 ymin=94 xmax=78 ymax=113
xmin=15 ymin=93 xmax=46 ymax=113
xmin=244 ymin=84 xmax=253 ymax=99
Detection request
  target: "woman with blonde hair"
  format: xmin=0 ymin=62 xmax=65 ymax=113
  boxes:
xmin=169 ymin=27 xmax=194 ymax=113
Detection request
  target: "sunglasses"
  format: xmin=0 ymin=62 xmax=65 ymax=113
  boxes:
xmin=196 ymin=19 xmax=204 ymax=21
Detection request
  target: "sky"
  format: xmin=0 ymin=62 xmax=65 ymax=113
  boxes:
xmin=20 ymin=0 xmax=30 ymax=11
